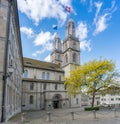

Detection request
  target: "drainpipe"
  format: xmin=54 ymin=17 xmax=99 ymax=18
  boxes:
xmin=1 ymin=0 xmax=12 ymax=122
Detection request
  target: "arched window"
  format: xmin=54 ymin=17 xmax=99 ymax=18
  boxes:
xmin=73 ymin=53 xmax=76 ymax=62
xmin=73 ymin=41 xmax=76 ymax=48
xmin=76 ymin=98 xmax=78 ymax=104
xmin=65 ymin=43 xmax=67 ymax=50
xmin=24 ymin=70 xmax=28 ymax=78
xmin=65 ymin=54 xmax=68 ymax=63
xmin=69 ymin=24 xmax=72 ymax=35
xmin=46 ymin=72 xmax=50 ymax=80
xmin=55 ymin=84 xmax=57 ymax=90
xmin=30 ymin=83 xmax=34 ymax=90
xmin=30 ymin=95 xmax=33 ymax=104
xmin=42 ymin=72 xmax=45 ymax=80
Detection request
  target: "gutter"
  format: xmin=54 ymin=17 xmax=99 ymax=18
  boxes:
xmin=1 ymin=0 xmax=12 ymax=122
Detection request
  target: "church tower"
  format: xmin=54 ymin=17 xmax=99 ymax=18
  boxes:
xmin=62 ymin=18 xmax=80 ymax=77
xmin=51 ymin=33 xmax=62 ymax=65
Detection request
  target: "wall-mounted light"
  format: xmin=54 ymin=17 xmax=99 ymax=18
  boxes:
xmin=8 ymin=66 xmax=14 ymax=76
xmin=0 ymin=66 xmax=14 ymax=80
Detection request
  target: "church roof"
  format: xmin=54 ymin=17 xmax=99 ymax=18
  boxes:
xmin=23 ymin=57 xmax=64 ymax=72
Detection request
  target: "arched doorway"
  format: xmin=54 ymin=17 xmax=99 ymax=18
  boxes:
xmin=52 ymin=94 xmax=62 ymax=109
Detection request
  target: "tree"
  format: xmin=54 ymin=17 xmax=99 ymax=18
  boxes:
xmin=65 ymin=59 xmax=120 ymax=107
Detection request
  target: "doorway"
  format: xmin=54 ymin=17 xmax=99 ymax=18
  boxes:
xmin=53 ymin=101 xmax=59 ymax=109
xmin=52 ymin=94 xmax=61 ymax=109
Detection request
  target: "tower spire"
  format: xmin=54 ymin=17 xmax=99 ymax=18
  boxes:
xmin=50 ymin=33 xmax=62 ymax=65
xmin=53 ymin=33 xmax=62 ymax=52
xmin=66 ymin=18 xmax=76 ymax=37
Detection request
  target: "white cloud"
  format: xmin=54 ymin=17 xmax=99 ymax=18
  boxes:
xmin=58 ymin=0 xmax=71 ymax=5
xmin=93 ymin=0 xmax=117 ymax=35
xmin=32 ymin=31 xmax=55 ymax=57
xmin=20 ymin=27 xmax=34 ymax=38
xmin=76 ymin=21 xmax=88 ymax=41
xmin=80 ymin=40 xmax=91 ymax=52
xmin=32 ymin=49 xmax=46 ymax=57
xmin=80 ymin=0 xmax=86 ymax=3
xmin=17 ymin=0 xmax=72 ymax=25
xmin=76 ymin=21 xmax=91 ymax=52
xmin=34 ymin=31 xmax=55 ymax=46
xmin=32 ymin=42 xmax=53 ymax=57
xmin=88 ymin=0 xmax=93 ymax=12
xmin=94 ymin=2 xmax=103 ymax=24
xmin=44 ymin=54 xmax=51 ymax=62
xmin=94 ymin=13 xmax=110 ymax=35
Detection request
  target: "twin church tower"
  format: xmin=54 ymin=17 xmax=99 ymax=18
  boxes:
xmin=51 ymin=18 xmax=80 ymax=76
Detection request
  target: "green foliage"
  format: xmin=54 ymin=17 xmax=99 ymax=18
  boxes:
xmin=84 ymin=107 xmax=99 ymax=111
xmin=65 ymin=59 xmax=120 ymax=107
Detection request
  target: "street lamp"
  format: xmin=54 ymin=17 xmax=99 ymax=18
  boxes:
xmin=1 ymin=66 xmax=14 ymax=80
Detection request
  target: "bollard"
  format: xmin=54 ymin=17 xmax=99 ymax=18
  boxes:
xmin=47 ymin=112 xmax=51 ymax=122
xmin=114 ymin=108 xmax=117 ymax=118
xmin=21 ymin=113 xmax=25 ymax=123
xmin=71 ymin=112 xmax=74 ymax=120
xmin=93 ymin=110 xmax=96 ymax=119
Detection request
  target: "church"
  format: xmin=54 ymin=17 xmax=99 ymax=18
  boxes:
xmin=22 ymin=19 xmax=88 ymax=110
xmin=0 ymin=0 xmax=89 ymax=122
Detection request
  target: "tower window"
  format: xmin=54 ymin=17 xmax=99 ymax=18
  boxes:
xmin=30 ymin=95 xmax=33 ymax=104
xmin=65 ymin=54 xmax=68 ymax=63
xmin=58 ymin=54 xmax=60 ymax=60
xmin=73 ymin=42 xmax=76 ymax=48
xmin=69 ymin=24 xmax=72 ymax=35
xmin=73 ymin=53 xmax=76 ymax=62
xmin=65 ymin=43 xmax=67 ymax=50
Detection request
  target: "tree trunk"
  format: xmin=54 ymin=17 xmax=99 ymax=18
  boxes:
xmin=91 ymin=93 xmax=95 ymax=107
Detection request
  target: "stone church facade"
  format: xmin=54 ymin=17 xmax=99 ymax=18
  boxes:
xmin=0 ymin=0 xmax=88 ymax=122
xmin=22 ymin=18 xmax=84 ymax=111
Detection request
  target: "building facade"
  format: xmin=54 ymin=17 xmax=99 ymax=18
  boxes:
xmin=22 ymin=18 xmax=82 ymax=110
xmin=0 ymin=0 xmax=23 ymax=122
xmin=100 ymin=94 xmax=120 ymax=107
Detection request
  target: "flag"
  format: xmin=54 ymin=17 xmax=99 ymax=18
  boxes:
xmin=52 ymin=25 xmax=58 ymax=30
xmin=66 ymin=6 xmax=70 ymax=13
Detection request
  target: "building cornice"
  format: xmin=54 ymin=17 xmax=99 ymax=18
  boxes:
xmin=63 ymin=47 xmax=80 ymax=54
xmin=24 ymin=65 xmax=64 ymax=73
xmin=63 ymin=35 xmax=79 ymax=43
xmin=62 ymin=63 xmax=80 ymax=68
xmin=23 ymin=78 xmax=64 ymax=84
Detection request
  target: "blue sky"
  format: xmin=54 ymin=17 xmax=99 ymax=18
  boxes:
xmin=17 ymin=0 xmax=120 ymax=70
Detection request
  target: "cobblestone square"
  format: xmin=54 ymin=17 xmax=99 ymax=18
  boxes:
xmin=6 ymin=107 xmax=120 ymax=124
